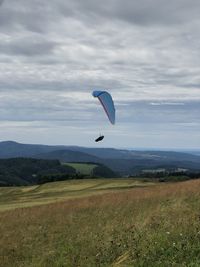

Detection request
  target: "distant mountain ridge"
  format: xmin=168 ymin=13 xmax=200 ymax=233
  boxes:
xmin=35 ymin=149 xmax=100 ymax=162
xmin=0 ymin=141 xmax=200 ymax=175
xmin=0 ymin=141 xmax=66 ymax=158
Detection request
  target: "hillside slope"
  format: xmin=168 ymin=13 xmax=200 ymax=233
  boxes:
xmin=35 ymin=149 xmax=100 ymax=162
xmin=0 ymin=158 xmax=75 ymax=186
xmin=1 ymin=179 xmax=200 ymax=266
xmin=0 ymin=141 xmax=199 ymax=175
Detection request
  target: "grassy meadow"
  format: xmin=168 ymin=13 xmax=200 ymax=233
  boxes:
xmin=0 ymin=178 xmax=152 ymax=211
xmin=63 ymin=163 xmax=97 ymax=175
xmin=1 ymin=179 xmax=200 ymax=266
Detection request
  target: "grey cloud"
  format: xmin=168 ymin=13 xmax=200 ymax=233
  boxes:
xmin=0 ymin=0 xmax=199 ymax=148
xmin=117 ymin=100 xmax=200 ymax=124
xmin=0 ymin=37 xmax=58 ymax=57
xmin=0 ymin=0 xmax=199 ymax=36
xmin=58 ymin=0 xmax=200 ymax=26
xmin=0 ymin=1 xmax=55 ymax=33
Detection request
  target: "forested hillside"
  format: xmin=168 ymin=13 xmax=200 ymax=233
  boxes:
xmin=0 ymin=158 xmax=75 ymax=186
xmin=0 ymin=158 xmax=118 ymax=186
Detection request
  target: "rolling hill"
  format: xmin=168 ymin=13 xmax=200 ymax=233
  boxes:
xmin=0 ymin=157 xmax=118 ymax=186
xmin=35 ymin=149 xmax=100 ymax=162
xmin=0 ymin=141 xmax=199 ymax=175
xmin=0 ymin=158 xmax=76 ymax=186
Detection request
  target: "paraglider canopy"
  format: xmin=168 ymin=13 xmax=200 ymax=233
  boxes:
xmin=92 ymin=90 xmax=115 ymax=124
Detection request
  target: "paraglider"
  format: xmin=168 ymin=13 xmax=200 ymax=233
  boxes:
xmin=92 ymin=90 xmax=115 ymax=142
xmin=95 ymin=135 xmax=104 ymax=142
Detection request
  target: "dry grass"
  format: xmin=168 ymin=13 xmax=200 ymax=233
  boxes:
xmin=0 ymin=178 xmax=154 ymax=211
xmin=1 ymin=179 xmax=200 ymax=266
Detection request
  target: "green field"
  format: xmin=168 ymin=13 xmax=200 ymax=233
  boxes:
xmin=63 ymin=162 xmax=97 ymax=175
xmin=1 ymin=179 xmax=200 ymax=267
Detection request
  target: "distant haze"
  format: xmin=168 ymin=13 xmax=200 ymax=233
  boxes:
xmin=0 ymin=0 xmax=199 ymax=149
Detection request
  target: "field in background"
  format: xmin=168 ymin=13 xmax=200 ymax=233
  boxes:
xmin=1 ymin=179 xmax=200 ymax=266
xmin=0 ymin=178 xmax=154 ymax=211
xmin=63 ymin=162 xmax=97 ymax=175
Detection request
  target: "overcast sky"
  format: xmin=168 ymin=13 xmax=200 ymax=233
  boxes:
xmin=0 ymin=0 xmax=199 ymax=149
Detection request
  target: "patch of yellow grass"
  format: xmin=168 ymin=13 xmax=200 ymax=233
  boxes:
xmin=1 ymin=179 xmax=200 ymax=267
xmin=0 ymin=178 xmax=155 ymax=211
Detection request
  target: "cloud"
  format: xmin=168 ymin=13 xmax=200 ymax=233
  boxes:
xmin=0 ymin=0 xmax=199 ymax=148
xmin=56 ymin=0 xmax=200 ymax=26
xmin=150 ymin=102 xmax=185 ymax=106
xmin=0 ymin=37 xmax=58 ymax=57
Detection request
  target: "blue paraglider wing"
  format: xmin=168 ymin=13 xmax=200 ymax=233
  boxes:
xmin=92 ymin=90 xmax=115 ymax=124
